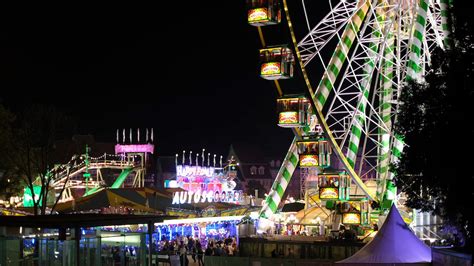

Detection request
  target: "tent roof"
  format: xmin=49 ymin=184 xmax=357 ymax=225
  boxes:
xmin=56 ymin=188 xmax=172 ymax=213
xmin=337 ymin=204 xmax=431 ymax=265
xmin=296 ymin=205 xmax=330 ymax=224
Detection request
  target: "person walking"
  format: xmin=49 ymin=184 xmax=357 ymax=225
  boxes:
xmin=178 ymin=241 xmax=189 ymax=266
xmin=196 ymin=242 xmax=205 ymax=266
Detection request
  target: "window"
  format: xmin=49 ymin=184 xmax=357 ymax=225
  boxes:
xmin=258 ymin=166 xmax=265 ymax=175
xmin=250 ymin=166 xmax=257 ymax=175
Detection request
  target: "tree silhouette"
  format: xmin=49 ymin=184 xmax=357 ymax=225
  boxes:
xmin=394 ymin=3 xmax=473 ymax=249
xmin=0 ymin=104 xmax=75 ymax=215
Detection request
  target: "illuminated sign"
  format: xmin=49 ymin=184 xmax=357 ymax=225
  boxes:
xmin=319 ymin=187 xmax=339 ymax=199
xmin=115 ymin=144 xmax=154 ymax=154
xmin=171 ymin=164 xmax=236 ymax=192
xmin=177 ymin=165 xmax=215 ymax=178
xmin=172 ymin=190 xmax=243 ymax=205
xmin=343 ymin=213 xmax=361 ymax=224
xmin=278 ymin=111 xmax=298 ymax=125
xmin=248 ymin=8 xmax=269 ymax=23
xmin=261 ymin=62 xmax=281 ymax=76
xmin=169 ymin=160 xmax=240 ymax=205
xmin=299 ymin=155 xmax=319 ymax=167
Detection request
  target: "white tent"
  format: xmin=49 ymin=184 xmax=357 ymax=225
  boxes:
xmin=337 ymin=204 xmax=431 ymax=265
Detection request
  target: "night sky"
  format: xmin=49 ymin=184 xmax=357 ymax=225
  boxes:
xmin=1 ymin=2 xmax=326 ymax=158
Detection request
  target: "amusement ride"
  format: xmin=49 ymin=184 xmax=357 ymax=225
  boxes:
xmin=247 ymin=0 xmax=451 ymax=235
xmin=22 ymin=129 xmax=155 ymax=207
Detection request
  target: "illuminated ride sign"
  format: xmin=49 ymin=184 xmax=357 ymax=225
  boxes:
xmin=278 ymin=111 xmax=298 ymax=125
xmin=177 ymin=165 xmax=215 ymax=178
xmin=342 ymin=213 xmax=361 ymax=224
xmin=172 ymin=190 xmax=243 ymax=205
xmin=115 ymin=144 xmax=154 ymax=154
xmin=319 ymin=187 xmax=339 ymax=199
xmin=248 ymin=8 xmax=269 ymax=24
xmin=299 ymin=155 xmax=319 ymax=167
xmin=261 ymin=62 xmax=281 ymax=76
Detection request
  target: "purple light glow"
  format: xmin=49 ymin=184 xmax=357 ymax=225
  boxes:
xmin=115 ymin=144 xmax=154 ymax=154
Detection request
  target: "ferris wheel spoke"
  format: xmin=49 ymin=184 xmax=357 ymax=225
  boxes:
xmin=439 ymin=0 xmax=453 ymax=48
xmin=315 ymin=2 xmax=409 ymax=183
xmin=426 ymin=3 xmax=444 ymax=49
xmin=406 ymin=0 xmax=430 ymax=82
xmin=298 ymin=0 xmax=359 ymax=66
xmin=332 ymin=11 xmax=387 ymax=168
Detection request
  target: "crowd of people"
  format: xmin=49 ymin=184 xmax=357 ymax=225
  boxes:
xmin=157 ymin=235 xmax=239 ymax=266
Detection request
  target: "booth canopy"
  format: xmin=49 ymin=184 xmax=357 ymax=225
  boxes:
xmin=336 ymin=204 xmax=431 ymax=265
xmin=56 ymin=188 xmax=172 ymax=213
xmin=295 ymin=205 xmax=330 ymax=224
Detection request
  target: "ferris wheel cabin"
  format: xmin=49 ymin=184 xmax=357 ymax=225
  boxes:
xmin=259 ymin=46 xmax=294 ymax=80
xmin=247 ymin=0 xmax=281 ymax=26
xmin=338 ymin=201 xmax=370 ymax=225
xmin=297 ymin=137 xmax=332 ymax=168
xmin=276 ymin=95 xmax=310 ymax=127
xmin=317 ymin=170 xmax=350 ymax=201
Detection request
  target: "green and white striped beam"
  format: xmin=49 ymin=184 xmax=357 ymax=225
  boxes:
xmin=389 ymin=134 xmax=405 ymax=180
xmin=440 ymin=0 xmax=453 ymax=49
xmin=259 ymin=137 xmax=299 ymax=220
xmin=406 ymin=0 xmax=429 ymax=82
xmin=315 ymin=1 xmax=369 ymax=109
xmin=283 ymin=0 xmax=377 ymax=201
xmin=377 ymin=31 xmax=395 ymax=200
xmin=378 ymin=135 xmax=404 ymax=202
xmin=391 ymin=135 xmax=404 ymax=164
xmin=346 ymin=15 xmax=383 ymax=167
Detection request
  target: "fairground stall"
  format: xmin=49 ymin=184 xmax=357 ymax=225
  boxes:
xmin=160 ymin=150 xmax=260 ymax=247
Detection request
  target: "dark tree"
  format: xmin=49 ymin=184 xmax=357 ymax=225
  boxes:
xmin=0 ymin=104 xmax=75 ymax=215
xmin=394 ymin=2 xmax=473 ymax=249
xmin=0 ymin=106 xmax=25 ymax=201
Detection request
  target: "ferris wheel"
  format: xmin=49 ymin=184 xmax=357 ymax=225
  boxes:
xmin=246 ymin=0 xmax=451 ymax=229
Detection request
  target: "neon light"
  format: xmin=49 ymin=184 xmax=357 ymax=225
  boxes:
xmin=300 ymin=155 xmax=319 ymax=167
xmin=261 ymin=62 xmax=281 ymax=76
xmin=115 ymin=144 xmax=154 ymax=154
xmin=177 ymin=165 xmax=215 ymax=178
xmin=172 ymin=190 xmax=243 ymax=205
xmin=343 ymin=213 xmax=361 ymax=224
xmin=278 ymin=111 xmax=298 ymax=124
xmin=319 ymin=187 xmax=339 ymax=199
xmin=248 ymin=8 xmax=269 ymax=23
xmin=158 ymin=215 xmax=245 ymax=225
